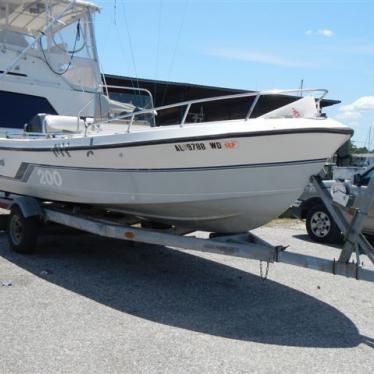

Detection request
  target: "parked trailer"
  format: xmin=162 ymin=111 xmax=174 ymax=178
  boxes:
xmin=1 ymin=176 xmax=374 ymax=283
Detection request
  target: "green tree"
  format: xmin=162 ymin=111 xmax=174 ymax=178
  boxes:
xmin=347 ymin=140 xmax=369 ymax=154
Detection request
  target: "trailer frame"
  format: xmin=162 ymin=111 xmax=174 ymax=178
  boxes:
xmin=0 ymin=175 xmax=374 ymax=283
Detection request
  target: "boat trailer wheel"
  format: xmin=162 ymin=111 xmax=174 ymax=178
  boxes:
xmin=310 ymin=211 xmax=331 ymax=238
xmin=7 ymin=206 xmax=39 ymax=254
xmin=9 ymin=214 xmax=24 ymax=246
xmin=306 ymin=204 xmax=342 ymax=244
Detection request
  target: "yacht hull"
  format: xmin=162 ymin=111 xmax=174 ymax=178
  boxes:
xmin=0 ymin=119 xmax=352 ymax=232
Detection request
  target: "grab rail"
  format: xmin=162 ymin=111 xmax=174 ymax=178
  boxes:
xmin=98 ymin=88 xmax=328 ymax=133
xmin=99 ymin=84 xmax=155 ymax=109
xmin=76 ymin=84 xmax=156 ymax=133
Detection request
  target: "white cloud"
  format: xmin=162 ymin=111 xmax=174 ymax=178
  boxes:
xmin=336 ymin=110 xmax=362 ymax=121
xmin=340 ymin=96 xmax=374 ymax=112
xmin=334 ymin=103 xmax=374 ymax=145
xmin=337 ymin=96 xmax=374 ymax=124
xmin=335 ymin=102 xmax=374 ymax=145
xmin=206 ymin=48 xmax=318 ymax=68
xmin=305 ymin=29 xmax=334 ymax=38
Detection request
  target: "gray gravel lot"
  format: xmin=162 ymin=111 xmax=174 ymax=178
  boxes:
xmin=0 ymin=218 xmax=373 ymax=374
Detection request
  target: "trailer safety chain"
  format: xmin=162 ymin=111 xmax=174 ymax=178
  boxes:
xmin=259 ymin=260 xmax=270 ymax=280
xmin=259 ymin=246 xmax=289 ymax=280
xmin=332 ymin=259 xmax=336 ymax=275
xmin=356 ymin=262 xmax=360 ymax=280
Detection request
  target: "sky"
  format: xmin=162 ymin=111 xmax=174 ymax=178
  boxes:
xmin=94 ymin=0 xmax=374 ymax=147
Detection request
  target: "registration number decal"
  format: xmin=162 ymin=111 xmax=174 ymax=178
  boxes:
xmin=174 ymin=140 xmax=238 ymax=152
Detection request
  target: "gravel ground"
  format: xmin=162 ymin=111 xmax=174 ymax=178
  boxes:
xmin=0 ymin=218 xmax=373 ymax=374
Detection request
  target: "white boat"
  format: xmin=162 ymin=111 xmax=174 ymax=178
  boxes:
xmin=0 ymin=0 xmax=353 ymax=233
xmin=0 ymin=113 xmax=351 ymax=233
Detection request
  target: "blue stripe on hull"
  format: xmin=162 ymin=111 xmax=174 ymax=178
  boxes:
xmin=7 ymin=158 xmax=327 ymax=183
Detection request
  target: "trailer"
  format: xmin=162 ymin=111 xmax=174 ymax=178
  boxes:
xmin=1 ymin=175 xmax=374 ymax=283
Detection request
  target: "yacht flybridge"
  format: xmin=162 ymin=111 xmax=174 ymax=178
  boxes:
xmin=0 ymin=0 xmax=147 ymax=129
xmin=0 ymin=0 xmax=353 ymax=233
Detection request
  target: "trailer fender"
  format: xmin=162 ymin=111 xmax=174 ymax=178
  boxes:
xmin=10 ymin=197 xmax=43 ymax=219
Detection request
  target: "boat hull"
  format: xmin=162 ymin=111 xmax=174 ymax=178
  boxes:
xmin=0 ymin=119 xmax=352 ymax=232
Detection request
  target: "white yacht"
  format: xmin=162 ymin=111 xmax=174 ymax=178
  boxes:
xmin=0 ymin=0 xmax=146 ymax=129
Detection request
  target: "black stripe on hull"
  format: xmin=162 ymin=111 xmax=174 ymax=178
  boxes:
xmin=0 ymin=127 xmax=353 ymax=152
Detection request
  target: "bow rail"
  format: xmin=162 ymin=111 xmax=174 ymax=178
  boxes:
xmin=96 ymin=88 xmax=328 ymax=133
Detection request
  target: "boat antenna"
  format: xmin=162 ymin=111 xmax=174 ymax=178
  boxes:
xmin=114 ymin=0 xmax=117 ymax=25
xmin=161 ymin=0 xmax=189 ymax=106
xmin=154 ymin=0 xmax=164 ymax=106
xmin=121 ymin=2 xmax=142 ymax=97
xmin=368 ymin=125 xmax=372 ymax=154
xmin=299 ymin=79 xmax=304 ymax=97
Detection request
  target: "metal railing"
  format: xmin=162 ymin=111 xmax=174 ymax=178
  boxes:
xmin=76 ymin=84 xmax=156 ymax=133
xmin=96 ymin=88 xmax=328 ymax=134
xmin=100 ymin=84 xmax=155 ymax=109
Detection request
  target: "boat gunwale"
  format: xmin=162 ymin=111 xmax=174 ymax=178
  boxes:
xmin=0 ymin=127 xmax=353 ymax=152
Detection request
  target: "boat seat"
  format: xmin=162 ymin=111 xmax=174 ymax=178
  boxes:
xmin=25 ymin=114 xmax=85 ymax=134
xmin=260 ymin=96 xmax=318 ymax=119
xmin=94 ymin=94 xmax=137 ymax=121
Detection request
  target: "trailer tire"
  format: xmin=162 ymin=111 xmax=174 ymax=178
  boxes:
xmin=7 ymin=206 xmax=39 ymax=254
xmin=141 ymin=221 xmax=172 ymax=230
xmin=306 ymin=204 xmax=342 ymax=244
xmin=0 ymin=215 xmax=8 ymax=231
